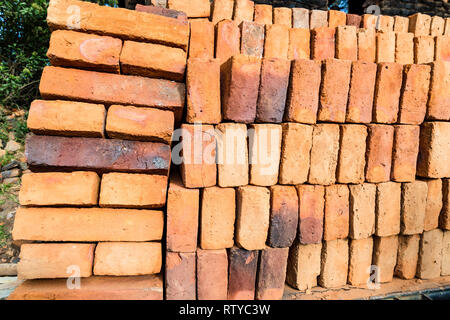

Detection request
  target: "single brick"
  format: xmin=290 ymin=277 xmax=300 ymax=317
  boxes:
xmin=240 ymin=21 xmax=265 ymax=57
xmin=394 ymin=16 xmax=409 ymax=33
xmin=233 ymin=0 xmax=254 ymax=25
xmin=94 ymin=242 xmax=161 ymax=276
xmin=319 ymin=239 xmax=348 ymax=288
xmin=424 ymin=179 xmax=443 ymax=231
xmin=376 ymin=182 xmax=401 ymax=237
xmin=256 ymin=58 xmax=290 ymax=123
xmin=292 ymin=8 xmax=309 ymax=29
xmin=227 ymin=247 xmax=259 ymax=300
xmin=348 ymin=238 xmax=373 ymax=285
xmin=328 ymin=10 xmax=346 ymax=28
xmin=335 ymin=25 xmax=357 ymax=60
xmin=372 ymin=235 xmax=399 ymax=283
xmin=373 ymin=63 xmax=403 ymax=123
xmin=256 ymin=247 xmax=289 ymax=300
xmin=254 ymin=4 xmax=272 ymax=25
xmin=441 ymin=179 xmax=450 ymax=230
xmin=215 ymin=20 xmax=240 ymax=63
xmin=323 ymin=184 xmax=349 ymax=241
xmin=13 ymin=207 xmax=163 ymax=242
xmin=18 ymin=243 xmax=95 ymax=280
xmin=297 ymin=185 xmax=325 ymax=245
xmin=431 ymin=16 xmax=445 ymax=36
xmin=417 ymin=229 xmax=443 ymax=279
xmin=362 ymin=14 xmax=377 ymax=30
xmin=165 ymin=252 xmax=196 ymax=300
xmin=337 ymin=124 xmax=367 ymax=184
xmin=197 ymin=249 xmax=228 ymax=300
xmin=311 ymin=27 xmax=335 ymax=60
xmin=395 ymin=235 xmax=420 ymax=279
xmin=27 ymin=100 xmax=105 ymax=138
xmin=391 ymin=125 xmax=420 ymax=182
xmin=442 ymin=231 xmax=450 ymax=275
xmin=349 ymin=183 xmax=376 ymax=239
xmin=379 ymin=15 xmax=394 ymax=32
xmin=310 ymin=10 xmax=328 ymax=29
xmin=446 ymin=18 xmax=450 ymax=35
xmin=376 ymin=31 xmax=396 ymax=63
xmin=286 ymin=242 xmax=322 ymax=290
xmin=417 ymin=122 xmax=450 ymax=178
xmin=284 ymin=59 xmax=321 ymax=124
xmin=135 ymin=4 xmax=187 ymax=20
xmin=435 ymin=35 xmax=450 ymax=62
xmin=167 ymin=0 xmax=210 ymax=18
xmin=264 ymin=24 xmax=289 ymax=59
xmin=414 ymin=36 xmax=435 ymax=64
xmin=273 ymin=7 xmax=292 ymax=27
xmin=308 ymin=124 xmax=340 ymax=185
xmin=346 ymin=14 xmax=361 ymax=27
xmin=395 ymin=32 xmax=414 ymax=65
xmin=408 ymin=13 xmax=431 ymax=36
xmin=211 ymin=0 xmax=234 ymax=25
xmin=400 ymin=181 xmax=427 ymax=235
xmin=357 ymin=28 xmax=376 ymax=62
xmin=236 ymin=186 xmax=270 ymax=250
xmin=365 ymin=125 xmax=395 ymax=183
xmin=288 ymin=28 xmax=310 ymax=60
xmin=426 ymin=61 xmax=450 ymax=121
xmin=188 ymin=19 xmax=215 ymax=60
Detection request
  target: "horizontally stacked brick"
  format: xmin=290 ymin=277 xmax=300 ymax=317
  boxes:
xmin=9 ymin=0 xmax=189 ymax=299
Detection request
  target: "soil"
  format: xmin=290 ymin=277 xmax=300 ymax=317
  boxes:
xmin=0 ymin=183 xmax=20 ymax=264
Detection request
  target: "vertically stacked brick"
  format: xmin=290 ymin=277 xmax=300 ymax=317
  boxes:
xmin=256 ymin=247 xmax=289 ymax=300
xmin=394 ymin=16 xmax=409 ymax=33
xmin=287 ymin=242 xmax=322 ymax=290
xmin=310 ymin=10 xmax=328 ymax=29
xmin=417 ymin=122 xmax=450 ymax=178
xmin=211 ymin=0 xmax=234 ymax=24
xmin=240 ymin=21 xmax=265 ymax=58
xmin=430 ymin=16 xmax=445 ymax=36
xmin=227 ymin=247 xmax=259 ymax=300
xmin=268 ymin=186 xmax=298 ymax=248
xmin=348 ymin=238 xmax=373 ymax=285
xmin=337 ymin=124 xmax=367 ymax=184
xmin=215 ymin=20 xmax=240 ymax=63
xmin=442 ymin=231 xmax=450 ymax=275
xmin=254 ymin=4 xmax=272 ymax=25
xmin=273 ymin=7 xmax=292 ymax=27
xmin=311 ymin=27 xmax=335 ymax=60
xmin=373 ymin=63 xmax=403 ymax=124
xmin=372 ymin=236 xmax=399 ymax=283
xmin=376 ymin=31 xmax=396 ymax=63
xmin=292 ymin=8 xmax=309 ymax=29
xmin=335 ymin=26 xmax=357 ymax=60
xmin=349 ymin=184 xmax=376 ymax=239
xmin=401 ymin=181 xmax=428 ymax=235
xmin=288 ymin=28 xmax=310 ymax=60
xmin=197 ymin=249 xmax=228 ymax=300
xmin=357 ymin=28 xmax=376 ymax=62
xmin=296 ymin=185 xmax=324 ymax=245
xmin=165 ymin=252 xmax=196 ymax=300
xmin=264 ymin=24 xmax=289 ymax=59
xmin=346 ymin=14 xmax=361 ymax=28
xmin=379 ymin=15 xmax=394 ymax=32
xmin=435 ymin=35 xmax=450 ymax=62
xmin=408 ymin=13 xmax=432 ymax=36
xmin=233 ymin=0 xmax=254 ymax=25
xmin=362 ymin=14 xmax=377 ymax=30
xmin=328 ymin=10 xmax=346 ymax=29
xmin=391 ymin=125 xmax=420 ymax=182
xmin=417 ymin=229 xmax=443 ymax=279
xmin=323 ymin=185 xmax=349 ymax=241
xmin=395 ymin=32 xmax=414 ymax=65
xmin=319 ymin=239 xmax=348 ymax=288
xmin=426 ymin=61 xmax=450 ymax=121
xmin=375 ymin=182 xmax=401 ymax=237
xmin=423 ymin=179 xmax=443 ymax=231
xmin=365 ymin=125 xmax=395 ymax=183
xmin=189 ymin=19 xmax=215 ymax=60
xmin=394 ymin=235 xmax=420 ymax=279
xmin=414 ymin=36 xmax=435 ymax=64
xmin=441 ymin=179 xmax=450 ymax=230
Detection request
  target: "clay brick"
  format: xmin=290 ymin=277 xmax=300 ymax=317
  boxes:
xmin=221 ymin=54 xmax=261 ymax=123
xmin=165 ymin=252 xmax=196 ymax=300
xmin=357 ymin=28 xmax=376 ymax=62
xmin=346 ymin=61 xmax=377 ymax=123
xmin=233 ymin=0 xmax=254 ymax=24
xmin=400 ymin=181 xmax=427 ymax=235
xmin=328 ymin=10 xmax=346 ymax=29
xmin=200 ymin=186 xmax=235 ymax=249
xmin=372 ymin=235 xmax=399 ymax=283
xmin=197 ymin=249 xmax=228 ymax=300
xmin=240 ymin=21 xmax=265 ymax=57
xmin=376 ymin=31 xmax=395 ymax=63
xmin=186 ymin=58 xmax=221 ymax=124
xmin=365 ymin=125 xmax=395 ymax=183
xmin=310 ymin=10 xmax=328 ymax=29
xmin=292 ymin=8 xmax=309 ymax=29
xmin=236 ymin=186 xmax=270 ymax=250
xmin=180 ymin=124 xmax=216 ymax=188
xmin=426 ymin=61 xmax=450 ymax=121
xmin=256 ymin=58 xmax=290 ymax=123
xmin=375 ymin=182 xmax=401 ymax=237
xmin=288 ymin=28 xmax=310 ymax=60
xmin=25 ymin=135 xmax=170 ymax=174
xmin=346 ymin=14 xmax=361 ymax=27
xmin=417 ymin=229 xmax=443 ymax=279
xmin=18 ymin=243 xmax=95 ymax=280
xmin=248 ymin=124 xmax=282 ymax=186
xmin=423 ymin=179 xmax=443 ymax=231
xmin=47 ymin=30 xmax=121 ymax=73
xmin=414 ymin=36 xmax=435 ymax=64
xmin=215 ymin=20 xmax=240 ymax=63
xmin=362 ymin=14 xmax=377 ymax=30
xmin=319 ymin=239 xmax=348 ymax=288
xmin=264 ymin=24 xmax=289 ymax=59
xmin=256 ymin=247 xmax=289 ymax=300
xmin=442 ymin=231 xmax=450 ymax=275
xmin=311 ymin=27 xmax=335 ymax=60
xmin=373 ymin=63 xmax=403 ymax=124
xmin=349 ymin=184 xmax=376 ymax=239
xmin=440 ymin=179 xmax=450 ymax=230
xmin=27 ymin=100 xmax=105 ymax=138
xmin=395 ymin=32 xmax=414 ymax=65
xmin=279 ymin=123 xmax=313 ymax=185
xmin=254 ymin=4 xmax=272 ymax=25
xmin=297 ymin=185 xmax=325 ymax=244
xmin=106 ymin=105 xmax=174 ymax=144
xmin=99 ymin=173 xmax=167 ymax=209
xmin=430 ymin=16 xmax=445 ymax=36
xmin=308 ymin=124 xmax=340 ymax=185
xmin=19 ymin=171 xmax=99 ymax=207
xmin=166 ymin=174 xmax=199 ymax=252
xmin=268 ymin=185 xmax=298 ymax=248
xmin=435 ymin=35 xmax=450 ymax=62
xmin=13 ymin=207 xmax=163 ymax=242
xmin=395 ymin=234 xmax=420 ymax=279
xmin=408 ymin=13 xmax=431 ymax=36
xmin=211 ymin=0 xmax=234 ymax=24
xmin=227 ymin=247 xmax=259 ymax=300
xmin=335 ymin=25 xmax=357 ymax=60
xmin=286 ymin=242 xmax=322 ymax=290
xmin=391 ymin=125 xmax=420 ymax=182
xmin=446 ymin=18 xmax=450 ymax=35
xmin=94 ymin=242 xmax=161 ymax=276
xmin=348 ymin=238 xmax=373 ymax=285
xmin=394 ymin=16 xmax=409 ymax=33
xmin=188 ymin=19 xmax=215 ymax=60
xmin=323 ymin=185 xmax=349 ymax=241
xmin=337 ymin=124 xmax=367 ymax=184
xmin=216 ymin=123 xmax=249 ymax=187
xmin=379 ymin=15 xmax=394 ymax=32
xmin=417 ymin=122 xmax=450 ymax=178
xmin=273 ymin=7 xmax=292 ymax=27
xmin=284 ymin=59 xmax=321 ymax=124
xmin=167 ymin=0 xmax=210 ymax=18
xmin=135 ymin=4 xmax=187 ymax=20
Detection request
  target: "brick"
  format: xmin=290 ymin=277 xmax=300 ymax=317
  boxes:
xmin=47 ymin=0 xmax=189 ymax=50
xmin=236 ymin=186 xmax=270 ymax=250
xmin=335 ymin=25 xmax=357 ymax=60
xmin=273 ymin=7 xmax=292 ymax=27
xmin=426 ymin=61 xmax=450 ymax=121
xmin=240 ymin=21 xmax=265 ymax=57
xmin=135 ymin=4 xmax=187 ymax=20
xmin=197 ymin=249 xmax=228 ymax=300
xmin=337 ymin=124 xmax=367 ymax=184
xmin=166 ymin=174 xmax=199 ymax=252
xmin=310 ymin=10 xmax=328 ymax=29
xmin=308 ymin=124 xmax=340 ymax=185
xmin=376 ymin=31 xmax=395 ymax=63
xmin=264 ymin=24 xmax=289 ymax=59
xmin=256 ymin=58 xmax=290 ymax=123
xmin=328 ymin=10 xmax=346 ymax=28
xmin=256 ymin=247 xmax=289 ymax=300
xmin=346 ymin=14 xmax=361 ymax=27
xmin=423 ymin=179 xmax=443 ymax=231
xmin=254 ymin=4 xmax=272 ymax=25
xmin=394 ymin=235 xmax=420 ymax=279
xmin=25 ymin=135 xmax=170 ymax=174
xmin=249 ymin=124 xmax=282 ymax=186
xmin=400 ymin=181 xmax=427 ymax=235
xmin=357 ymin=28 xmax=376 ymax=62
xmin=47 ymin=30 xmax=121 ymax=73
xmin=375 ymin=182 xmax=401 ymax=237
xmin=180 ymin=124 xmax=216 ymax=188
xmin=346 ymin=61 xmax=377 ymax=123
xmin=311 ymin=27 xmax=335 ymax=60
xmin=268 ymin=185 xmax=298 ymax=248
xmin=292 ymin=8 xmax=309 ymax=29
xmin=362 ymin=14 xmax=377 ymax=30
xmin=215 ymin=20 xmax=240 ymax=63
xmin=211 ymin=0 xmax=234 ymax=24
xmin=323 ymin=185 xmax=349 ymax=241
xmin=94 ymin=242 xmax=161 ymax=276
xmin=279 ymin=123 xmax=313 ymax=185
xmin=443 ymin=231 xmax=450 ymax=275
xmin=221 ymin=54 xmax=261 ymax=123
xmin=441 ymin=179 xmax=450 ymax=230
xmin=391 ymin=125 xmax=420 ymax=182
xmin=216 ymin=123 xmax=249 ymax=187
xmin=395 ymin=32 xmax=414 ymax=65
xmin=417 ymin=122 xmax=450 ymax=178
xmin=188 ymin=19 xmax=215 ymax=60
xmin=167 ymin=0 xmax=210 ymax=18
xmin=373 ymin=63 xmax=403 ymax=123
xmin=319 ymin=239 xmax=348 ymax=288
xmin=165 ymin=252 xmax=196 ymax=300
xmin=106 ymin=105 xmax=174 ymax=144
xmin=288 ymin=28 xmax=310 ymax=60
xmin=19 ymin=172 xmax=99 ymax=207
xmin=365 ymin=125 xmax=395 ymax=183
xmin=13 ymin=207 xmax=163 ymax=242
xmin=435 ymin=35 xmax=450 ymax=62
xmin=186 ymin=58 xmax=221 ymax=124
xmin=297 ymin=185 xmax=324 ymax=244
xmin=99 ymin=173 xmax=167 ymax=209
xmin=349 ymin=184 xmax=376 ymax=239
xmin=286 ymin=242 xmax=322 ymax=290
xmin=430 ymin=16 xmax=445 ymax=36
xmin=348 ymin=238 xmax=373 ymax=285
xmin=417 ymin=229 xmax=443 ymax=279
xmin=27 ymin=100 xmax=105 ymax=138
xmin=372 ymin=235 xmax=399 ymax=283
xmin=18 ymin=243 xmax=95 ymax=280
xmin=446 ymin=18 xmax=450 ymax=35
xmin=414 ymin=36 xmax=435 ymax=64
xmin=379 ymin=15 xmax=394 ymax=32
xmin=200 ymin=186 xmax=235 ymax=249
xmin=151 ymin=0 xmax=167 ymax=8
xmin=408 ymin=13 xmax=431 ymax=36
xmin=284 ymin=59 xmax=321 ymax=124
xmin=227 ymin=247 xmax=259 ymax=300
xmin=394 ymin=16 xmax=409 ymax=33
xmin=233 ymin=0 xmax=254 ymax=24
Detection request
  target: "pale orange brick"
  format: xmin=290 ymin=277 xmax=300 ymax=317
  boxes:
xmin=430 ymin=16 xmax=445 ymax=36
xmin=240 ymin=21 xmax=265 ymax=57
xmin=273 ymin=7 xmax=292 ymax=27
xmin=311 ymin=27 xmax=335 ymax=60
xmin=168 ymin=0 xmax=210 ymax=18
xmin=376 ymin=31 xmax=396 ymax=63
xmin=446 ymin=18 xmax=450 ymax=35
xmin=362 ymin=14 xmax=377 ymax=29
xmin=328 ymin=10 xmax=346 ymax=28
xmin=379 ymin=15 xmax=394 ymax=32
xmin=211 ymin=0 xmax=234 ymax=24
xmin=426 ymin=61 xmax=450 ymax=121
xmin=197 ymin=249 xmax=228 ymax=300
xmin=442 ymin=231 xmax=450 ymax=275
xmin=394 ymin=16 xmax=409 ymax=33
xmin=373 ymin=63 xmax=403 ymax=124
xmin=395 ymin=234 xmax=420 ymax=279
xmin=414 ymin=36 xmax=435 ymax=63
xmin=349 ymin=183 xmax=376 ymax=239
xmin=423 ymin=179 xmax=443 ymax=231
xmin=323 ymin=184 xmax=349 ymax=241
xmin=395 ymin=32 xmax=414 ymax=65
xmin=292 ymin=8 xmax=309 ymax=29
xmin=335 ymin=25 xmax=357 ymax=60
xmin=391 ymin=125 xmax=420 ymax=182
xmin=357 ymin=28 xmax=376 ymax=62
xmin=286 ymin=242 xmax=322 ymax=290
xmin=264 ymin=24 xmax=289 ymax=59
xmin=417 ymin=122 xmax=450 ymax=178
xmin=365 ymin=125 xmax=394 ymax=183
xmin=348 ymin=238 xmax=373 ymax=285
xmin=337 ymin=124 xmax=367 ymax=184
xmin=188 ymin=19 xmax=215 ymax=60
xmin=254 ymin=4 xmax=272 ymax=25
xmin=297 ymin=185 xmax=325 ymax=245
xmin=409 ymin=13 xmax=431 ymax=36
xmin=319 ymin=239 xmax=348 ymax=288
xmin=288 ymin=28 xmax=310 ymax=60
xmin=417 ymin=229 xmax=443 ymax=279
xmin=401 ymin=181 xmax=428 ymax=235
xmin=233 ymin=0 xmax=254 ymax=24
xmin=375 ymin=182 xmax=401 ymax=237
xmin=372 ymin=235 xmax=399 ymax=283
xmin=215 ymin=20 xmax=240 ymax=63
xmin=435 ymin=35 xmax=450 ymax=62
xmin=310 ymin=9 xmax=328 ymax=29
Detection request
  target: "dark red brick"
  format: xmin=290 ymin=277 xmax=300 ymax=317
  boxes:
xmin=256 ymin=247 xmax=289 ymax=300
xmin=227 ymin=247 xmax=259 ymax=300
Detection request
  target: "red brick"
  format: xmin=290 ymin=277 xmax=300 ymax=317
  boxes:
xmin=197 ymin=249 xmax=228 ymax=300
xmin=323 ymin=184 xmax=349 ymax=241
xmin=337 ymin=124 xmax=367 ymax=184
xmin=256 ymin=247 xmax=289 ymax=300
xmin=372 ymin=235 xmax=399 ymax=283
xmin=442 ymin=179 xmax=450 ymax=230
xmin=319 ymin=239 xmax=348 ymax=288
xmin=346 ymin=14 xmax=361 ymax=27
xmin=215 ymin=20 xmax=240 ymax=63
xmin=417 ymin=229 xmax=443 ymax=279
xmin=401 ymin=181 xmax=428 ymax=235
xmin=264 ymin=24 xmax=289 ymax=59
xmin=311 ymin=27 xmax=335 ymax=60
xmin=165 ymin=252 xmax=196 ymax=300
xmin=188 ymin=19 xmax=215 ymax=60
xmin=391 ymin=125 xmax=420 ymax=182
xmin=349 ymin=183 xmax=376 ymax=239
xmin=426 ymin=61 xmax=450 ymax=121
xmin=135 ymin=4 xmax=187 ymax=21
xmin=227 ymin=247 xmax=259 ymax=300
xmin=240 ymin=21 xmax=265 ymax=57
xmin=211 ymin=0 xmax=234 ymax=24
xmin=167 ymin=0 xmax=210 ymax=18
xmin=288 ymin=28 xmax=310 ymax=60
xmin=375 ymin=182 xmax=401 ymax=237
xmin=292 ymin=8 xmax=309 ymax=29
xmin=357 ymin=28 xmax=376 ymax=62
xmin=365 ymin=124 xmax=394 ymax=183
xmin=417 ymin=122 xmax=450 ymax=178
xmin=435 ymin=35 xmax=450 ymax=62
xmin=373 ymin=63 xmax=403 ymax=123
xmin=424 ymin=179 xmax=443 ymax=231
xmin=335 ymin=25 xmax=357 ymax=60
xmin=431 ymin=16 xmax=445 ymax=36
xmin=408 ymin=13 xmax=431 ymax=36
xmin=233 ymin=0 xmax=254 ymax=24
xmin=395 ymin=235 xmax=420 ymax=279
xmin=394 ymin=16 xmax=409 ymax=33
xmin=297 ymin=185 xmax=325 ymax=244
xmin=414 ymin=36 xmax=435 ymax=64
xmin=273 ymin=7 xmax=292 ymax=27
xmin=395 ymin=32 xmax=414 ymax=65
xmin=376 ymin=31 xmax=396 ymax=63
xmin=348 ymin=238 xmax=373 ymax=285
xmin=286 ymin=242 xmax=322 ymax=290
xmin=310 ymin=10 xmax=328 ymax=29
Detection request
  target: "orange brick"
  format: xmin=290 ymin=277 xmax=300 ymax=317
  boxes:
xmin=292 ymin=8 xmax=309 ymax=29
xmin=423 ymin=179 xmax=443 ymax=231
xmin=165 ymin=252 xmax=196 ymax=300
xmin=349 ymin=183 xmax=376 ymax=239
xmin=395 ymin=234 xmax=420 ymax=279
xmin=256 ymin=247 xmax=289 ymax=300
xmin=335 ymin=25 xmax=357 ymax=60
xmin=215 ymin=20 xmax=240 ymax=63
xmin=414 ymin=36 xmax=435 ymax=63
xmin=211 ymin=0 xmax=234 ymax=24
xmin=376 ymin=31 xmax=396 ymax=63
xmin=426 ymin=61 xmax=450 ymax=121
xmin=264 ymin=24 xmax=289 ymax=59
xmin=417 ymin=229 xmax=443 ymax=279
xmin=375 ymin=182 xmax=401 ymax=237
xmin=197 ymin=249 xmax=228 ymax=300
xmin=337 ymin=124 xmax=367 ymax=184
xmin=348 ymin=238 xmax=373 ymax=285
xmin=310 ymin=9 xmax=328 ymax=29
xmin=365 ymin=124 xmax=394 ymax=183
xmin=323 ymin=184 xmax=349 ymax=241
xmin=362 ymin=14 xmax=377 ymax=30
xmin=442 ymin=179 xmax=450 ymax=230
xmin=417 ymin=122 xmax=450 ymax=178
xmin=288 ymin=28 xmax=310 ymax=60
xmin=297 ymin=185 xmax=325 ymax=244
xmin=357 ymin=28 xmax=376 ymax=62
xmin=188 ymin=19 xmax=215 ymax=60
xmin=446 ymin=18 xmax=450 ymax=35
xmin=391 ymin=125 xmax=420 ymax=182
xmin=233 ymin=0 xmax=254 ymax=25
xmin=286 ymin=242 xmax=322 ymax=290
xmin=401 ymin=181 xmax=427 ymax=235
xmin=167 ymin=0 xmax=210 ymax=18
xmin=372 ymin=235 xmax=399 ymax=283
xmin=430 ymin=16 xmax=445 ymax=36
xmin=394 ymin=16 xmax=409 ymax=33
xmin=373 ymin=63 xmax=403 ymax=123
xmin=379 ymin=15 xmax=394 ymax=32
xmin=311 ymin=27 xmax=335 ymax=60
xmin=273 ymin=7 xmax=292 ymax=27
xmin=227 ymin=247 xmax=259 ymax=300
xmin=395 ymin=32 xmax=414 ymax=65
xmin=328 ymin=10 xmax=346 ymax=28
xmin=409 ymin=13 xmax=431 ymax=36
xmin=240 ymin=21 xmax=265 ymax=57
xmin=435 ymin=35 xmax=450 ymax=62
xmin=319 ymin=239 xmax=348 ymax=288
xmin=254 ymin=4 xmax=272 ymax=25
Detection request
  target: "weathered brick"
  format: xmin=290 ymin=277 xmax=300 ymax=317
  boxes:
xmin=423 ymin=179 xmax=443 ymax=231
xmin=417 ymin=229 xmax=443 ymax=279
xmin=227 ymin=247 xmax=259 ymax=300
xmin=373 ymin=63 xmax=403 ymax=123
xmin=197 ymin=249 xmax=228 ymax=300
xmin=417 ymin=122 xmax=450 ymax=178
xmin=440 ymin=179 xmax=450 ymax=230
xmin=395 ymin=32 xmax=414 ymax=65
xmin=446 ymin=18 xmax=450 ymax=35
xmin=254 ymin=4 xmax=272 ymax=25
xmin=211 ymin=0 xmax=234 ymax=25
xmin=297 ymin=185 xmax=324 ymax=244
xmin=379 ymin=15 xmax=394 ymax=32
xmin=311 ymin=27 xmax=335 ymax=60
xmin=442 ymin=231 xmax=450 ymax=275
xmin=328 ymin=10 xmax=346 ymax=28
xmin=288 ymin=28 xmax=310 ymax=60
xmin=323 ymin=184 xmax=349 ymax=241
xmin=372 ymin=235 xmax=399 ymax=283
xmin=310 ymin=10 xmax=328 ymax=29
xmin=319 ymin=239 xmax=348 ymax=288
xmin=400 ymin=181 xmax=427 ymax=235
xmin=188 ymin=19 xmax=215 ymax=60
xmin=376 ymin=182 xmax=401 ymax=237
xmin=337 ymin=124 xmax=367 ymax=184
xmin=346 ymin=14 xmax=361 ymax=27
xmin=430 ymin=16 xmax=445 ymax=36
xmin=165 ymin=252 xmax=196 ymax=300
xmin=348 ymin=238 xmax=373 ymax=285
xmin=414 ymin=36 xmax=435 ymax=64
xmin=435 ymin=35 xmax=450 ymax=62
xmin=362 ymin=14 xmax=377 ymax=30
xmin=394 ymin=16 xmax=409 ymax=33
xmin=135 ymin=4 xmax=187 ymax=20
xmin=292 ymin=8 xmax=309 ymax=29
xmin=426 ymin=61 xmax=450 ymax=121
xmin=215 ymin=20 xmax=240 ymax=63
xmin=273 ymin=7 xmax=292 ymax=27
xmin=335 ymin=25 xmax=357 ymax=60
xmin=391 ymin=125 xmax=420 ymax=182
xmin=233 ymin=0 xmax=254 ymax=25
xmin=408 ymin=13 xmax=431 ymax=36
xmin=240 ymin=21 xmax=265 ymax=57
xmin=376 ymin=31 xmax=396 ymax=63
xmin=395 ymin=234 xmax=420 ymax=279
xmin=366 ymin=124 xmax=395 ymax=182
xmin=286 ymin=242 xmax=322 ymax=290
xmin=256 ymin=247 xmax=289 ymax=300
xmin=349 ymin=184 xmax=376 ymax=239
xmin=264 ymin=24 xmax=289 ymax=59
xmin=357 ymin=28 xmax=376 ymax=62
xmin=167 ymin=0 xmax=210 ymax=18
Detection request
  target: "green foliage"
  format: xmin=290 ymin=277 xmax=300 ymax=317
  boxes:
xmin=0 ymin=111 xmax=28 ymax=145
xmin=0 ymin=224 xmax=7 ymax=246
